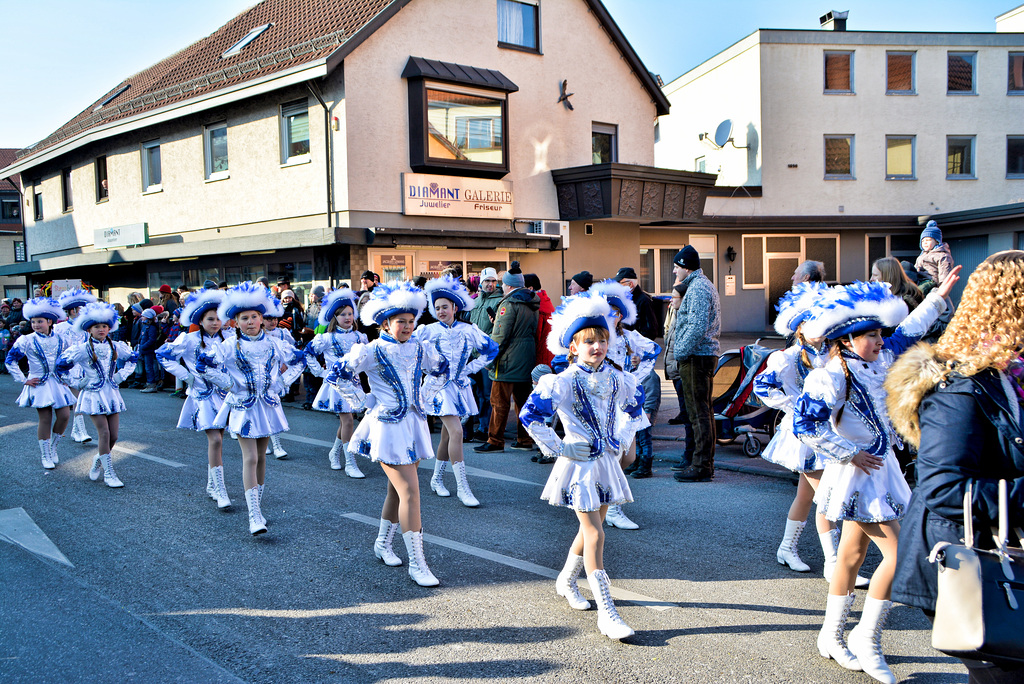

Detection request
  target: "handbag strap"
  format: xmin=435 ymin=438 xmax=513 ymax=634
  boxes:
xmin=963 ymin=482 xmax=974 ymax=550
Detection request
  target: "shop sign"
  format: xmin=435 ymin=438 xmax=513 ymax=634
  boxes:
xmin=402 ymin=173 xmax=513 ymax=219
xmin=94 ymin=222 xmax=148 ymax=249
xmin=380 ymin=254 xmax=407 ymax=267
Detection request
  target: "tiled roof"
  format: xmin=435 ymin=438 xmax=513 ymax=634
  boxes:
xmin=0 ymin=149 xmax=21 ymax=189
xmin=15 ymin=0 xmax=401 ymax=162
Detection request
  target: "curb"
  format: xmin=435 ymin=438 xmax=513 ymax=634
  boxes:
xmin=652 ymin=435 xmax=799 ymax=483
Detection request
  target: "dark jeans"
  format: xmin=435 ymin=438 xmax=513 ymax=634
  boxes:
xmin=678 ymin=355 xmax=716 ymax=473
xmin=488 ymin=379 xmax=532 ymax=448
xmin=141 ymin=352 xmax=161 ymax=385
xmin=303 ymin=371 xmax=321 ymax=405
xmin=671 ymin=376 xmax=686 ymax=415
xmin=466 ymin=371 xmax=492 ymax=435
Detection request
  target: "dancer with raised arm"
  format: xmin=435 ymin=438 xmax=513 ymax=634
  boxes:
xmin=55 ymin=288 xmax=97 ymax=444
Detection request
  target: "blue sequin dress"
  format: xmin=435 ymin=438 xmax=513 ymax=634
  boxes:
xmin=56 ymin=339 xmax=137 ymax=415
xmin=156 ymin=330 xmax=229 ymax=431
xmin=415 ymin=320 xmax=498 ymax=418
xmin=5 ymin=331 xmax=77 ymax=409
xmin=304 ymin=328 xmax=367 ymax=414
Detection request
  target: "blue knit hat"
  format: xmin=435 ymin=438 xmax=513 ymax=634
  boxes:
xmin=921 ymin=220 xmax=942 ymax=246
xmin=502 ymin=261 xmax=525 ymax=288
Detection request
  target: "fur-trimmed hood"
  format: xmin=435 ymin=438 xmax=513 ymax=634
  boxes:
xmin=884 ymin=343 xmax=949 ymax=448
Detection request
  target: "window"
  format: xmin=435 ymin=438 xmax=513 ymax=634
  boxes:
xmin=742 ymin=234 xmax=840 ymax=289
xmin=866 ymin=233 xmax=919 ymax=276
xmin=222 ymin=23 xmax=271 ymax=58
xmin=824 ymin=51 xmax=853 ymax=93
xmin=95 ymin=156 xmax=108 ymax=202
xmin=280 ymin=99 xmax=310 ymax=163
xmin=886 ymin=136 xmax=915 ymax=179
xmin=141 ymin=139 xmax=162 ymax=191
xmin=1010 ymin=53 xmax=1024 ymax=94
xmin=1009 ymin=137 xmax=1024 ymax=178
xmin=592 ymin=122 xmax=617 ymax=164
xmin=886 ymin=52 xmax=915 ymax=93
xmin=948 ymin=52 xmax=976 ymax=94
xmin=204 ymin=122 xmax=229 ymax=180
xmin=824 ymin=135 xmax=854 ymax=179
xmin=947 ymin=136 xmax=975 ymax=178
xmin=415 ymin=85 xmax=509 ymax=175
xmin=639 ymin=242 xmax=716 ymax=294
xmin=1 ymin=198 xmax=19 ymax=220
xmin=61 ymin=167 xmax=72 ymax=212
xmin=497 ymin=0 xmax=539 ymax=52
xmin=695 ymin=156 xmax=706 ymax=173
xmin=33 ymin=182 xmax=42 ymax=221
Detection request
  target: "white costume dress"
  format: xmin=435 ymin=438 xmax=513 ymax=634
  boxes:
xmin=753 ymin=344 xmax=830 ymax=473
xmin=304 ymin=328 xmax=368 ymax=413
xmin=520 ymin=361 xmax=644 ymax=512
xmin=605 ymin=328 xmax=659 ymax=431
xmin=415 ymin=320 xmax=498 ymax=418
xmin=331 ymin=332 xmax=444 ymax=465
xmin=156 ymin=331 xmax=229 ymax=431
xmin=5 ymin=332 xmax=77 ymax=409
xmin=264 ymin=327 xmax=296 ymax=396
xmin=56 ymin=339 xmax=136 ymax=415
xmin=794 ymin=292 xmax=946 ymax=523
xmin=204 ymin=332 xmax=304 ymax=438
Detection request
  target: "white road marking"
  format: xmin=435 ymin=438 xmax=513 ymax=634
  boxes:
xmin=114 ymin=442 xmax=188 ymax=468
xmin=0 ymin=507 xmax=74 ymax=567
xmin=341 ymin=512 xmax=675 ymax=611
xmin=0 ymin=421 xmax=36 ymax=436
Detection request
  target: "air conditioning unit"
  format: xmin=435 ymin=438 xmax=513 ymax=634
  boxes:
xmin=527 ymin=220 xmax=570 ymax=249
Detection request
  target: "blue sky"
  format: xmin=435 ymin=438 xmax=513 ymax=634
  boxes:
xmin=0 ymin=0 xmax=1017 ymax=148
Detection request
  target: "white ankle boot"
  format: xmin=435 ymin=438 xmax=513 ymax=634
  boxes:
xmin=256 ymin=484 xmax=267 ymax=525
xmin=38 ymin=439 xmax=55 ymax=469
xmin=777 ymin=519 xmax=810 ymax=571
xmin=374 ymin=518 xmax=402 ymax=566
xmin=49 ymin=434 xmax=61 ymax=464
xmin=452 ymin=461 xmax=479 ymax=507
xmin=245 ymin=487 xmax=267 ymax=535
xmin=817 ymin=593 xmax=862 ymax=671
xmin=605 ymin=505 xmax=639 ymax=530
xmin=402 ymin=530 xmax=439 ymax=586
xmin=555 ymin=553 xmax=590 ymax=610
xmin=821 ymin=528 xmax=871 ymax=588
xmin=848 ymin=597 xmax=896 ymax=684
xmin=89 ymin=454 xmax=103 ymax=481
xmin=587 ymin=569 xmax=634 ymax=640
xmin=211 ymin=466 xmax=231 ymax=509
xmin=328 ymin=438 xmax=345 ymax=470
xmin=98 ymin=453 xmax=123 ymax=488
xmin=206 ymin=467 xmax=217 ymax=499
xmin=430 ymin=460 xmax=451 ymax=497
xmin=73 ymin=414 xmax=92 ymax=443
xmin=270 ymin=434 xmax=287 ymax=459
xmin=344 ymin=448 xmax=365 ymax=479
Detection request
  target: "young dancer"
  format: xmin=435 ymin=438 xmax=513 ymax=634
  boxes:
xmin=794 ymin=272 xmax=959 ymax=683
xmin=419 ymin=275 xmax=499 ymax=507
xmin=326 ymin=282 xmax=446 ymax=586
xmin=304 ymin=287 xmax=368 ymax=477
xmin=201 ymin=283 xmax=305 ymax=535
xmin=588 ymin=279 xmax=659 ymax=528
xmin=519 ymin=293 xmax=645 ymax=640
xmin=55 ymin=301 xmax=138 ymax=488
xmin=55 ymin=288 xmax=97 ymax=443
xmin=5 ymin=297 xmax=76 ymax=469
xmin=262 ymin=297 xmax=292 ymax=459
xmin=156 ymin=288 xmax=232 ymax=508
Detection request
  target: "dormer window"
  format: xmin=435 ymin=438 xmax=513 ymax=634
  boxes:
xmin=222 ymin=24 xmax=272 ymax=58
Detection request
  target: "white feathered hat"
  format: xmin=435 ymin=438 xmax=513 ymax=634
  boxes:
xmin=319 ymin=287 xmax=359 ymax=326
xmin=263 ymin=295 xmax=284 ymax=318
xmin=23 ymin=297 xmax=66 ymax=322
xmin=180 ymin=288 xmax=226 ymax=327
xmin=360 ymin=281 xmax=427 ymax=327
xmin=74 ymin=301 xmax=120 ymax=333
xmin=801 ymin=281 xmax=908 ymax=340
xmin=424 ymin=274 xmax=475 ymax=318
xmin=590 ymin=279 xmax=637 ymax=326
xmin=774 ymin=282 xmax=828 ymax=336
xmin=57 ymin=288 xmax=97 ymax=311
xmin=217 ymin=281 xmax=270 ymax=320
xmin=547 ymin=292 xmax=616 ymax=356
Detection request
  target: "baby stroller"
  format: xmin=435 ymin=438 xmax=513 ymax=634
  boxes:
xmin=712 ymin=340 xmax=780 ymax=457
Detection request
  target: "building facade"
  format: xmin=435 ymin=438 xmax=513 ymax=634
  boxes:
xmin=0 ymin=149 xmax=27 ymax=300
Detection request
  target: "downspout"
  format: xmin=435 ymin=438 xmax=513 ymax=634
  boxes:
xmin=306 ymin=80 xmax=333 ymax=233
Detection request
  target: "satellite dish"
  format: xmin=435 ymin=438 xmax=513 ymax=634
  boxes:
xmin=714 ymin=119 xmax=733 ymax=149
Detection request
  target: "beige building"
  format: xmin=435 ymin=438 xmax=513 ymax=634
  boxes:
xmin=655 ymin=9 xmax=1024 ymax=332
xmin=0 ymin=149 xmax=27 ymax=301
xmin=0 ymin=0 xmax=713 ymax=307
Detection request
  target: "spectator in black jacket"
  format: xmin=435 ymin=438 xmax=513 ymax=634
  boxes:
xmin=612 ymin=267 xmax=659 ymax=340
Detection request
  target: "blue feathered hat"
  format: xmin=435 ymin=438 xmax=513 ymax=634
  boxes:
xmin=74 ymin=301 xmax=120 ymax=333
xmin=180 ymin=288 xmax=226 ymax=327
xmin=359 ymin=281 xmax=427 ymax=327
xmin=217 ymin=281 xmax=269 ymax=320
xmin=548 ymin=292 xmax=616 ymax=355
xmin=263 ymin=295 xmax=284 ymax=319
xmin=801 ymin=281 xmax=908 ymax=340
xmin=23 ymin=297 xmax=66 ymax=322
xmin=590 ymin=279 xmax=637 ymax=326
xmin=774 ymin=282 xmax=828 ymax=336
xmin=319 ymin=287 xmax=359 ymax=326
xmin=57 ymin=288 xmax=97 ymax=311
xmin=424 ymin=275 xmax=475 ymax=318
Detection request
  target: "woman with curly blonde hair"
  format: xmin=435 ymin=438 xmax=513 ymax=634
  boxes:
xmin=888 ymin=250 xmax=1024 ymax=683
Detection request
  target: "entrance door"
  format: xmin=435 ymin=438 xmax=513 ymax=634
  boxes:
xmin=372 ymin=252 xmax=415 ymax=283
xmin=766 ymin=257 xmax=800 ymax=327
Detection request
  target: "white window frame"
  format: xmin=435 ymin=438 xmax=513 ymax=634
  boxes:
xmin=222 ymin=24 xmax=272 ymax=58
xmin=141 ymin=139 xmax=162 ymax=193
xmin=947 ymin=135 xmax=976 ymax=179
xmin=741 ymin=234 xmax=841 ymax=290
xmin=885 ymin=135 xmax=916 ymax=180
xmin=947 ymin=51 xmax=978 ymax=95
xmin=204 ymin=122 xmax=229 ymax=181
xmin=695 ymin=155 xmax=706 ymax=173
xmin=823 ymin=50 xmax=855 ymax=94
xmin=592 ymin=122 xmax=617 ymax=164
xmin=280 ymin=99 xmax=310 ymax=165
xmin=824 ymin=135 xmax=855 ymax=180
xmin=886 ymin=51 xmax=916 ymax=95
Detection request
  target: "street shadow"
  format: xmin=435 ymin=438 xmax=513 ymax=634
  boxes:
xmin=301 ymin=656 xmax=560 ymax=682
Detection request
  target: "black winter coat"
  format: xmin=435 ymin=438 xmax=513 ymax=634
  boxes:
xmin=626 ymin=286 xmax=659 ymax=342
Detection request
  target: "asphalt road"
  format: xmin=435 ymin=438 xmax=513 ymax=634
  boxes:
xmin=0 ymin=381 xmax=966 ymax=683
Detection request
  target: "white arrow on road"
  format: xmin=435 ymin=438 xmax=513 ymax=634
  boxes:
xmin=0 ymin=507 xmax=74 ymax=567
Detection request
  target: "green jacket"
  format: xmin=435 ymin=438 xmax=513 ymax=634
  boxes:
xmin=469 ymin=287 xmax=504 ymax=335
xmin=488 ymin=287 xmax=540 ymax=383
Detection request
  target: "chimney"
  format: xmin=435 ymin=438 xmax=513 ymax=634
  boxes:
xmin=820 ymin=10 xmax=849 ymax=31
